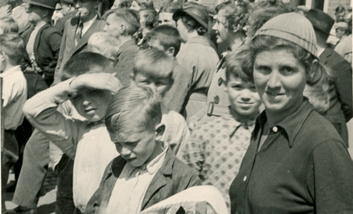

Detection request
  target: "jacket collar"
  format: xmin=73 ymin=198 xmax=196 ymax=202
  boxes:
xmin=255 ymin=98 xmax=314 ymax=148
xmin=186 ymin=35 xmax=211 ymax=47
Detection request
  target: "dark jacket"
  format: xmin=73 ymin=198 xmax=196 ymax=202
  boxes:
xmin=319 ymin=46 xmax=352 ymax=146
xmin=21 ymin=23 xmax=62 ymax=86
xmin=84 ymin=148 xmax=201 ymax=214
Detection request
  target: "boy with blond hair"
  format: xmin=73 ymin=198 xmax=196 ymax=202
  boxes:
xmin=0 ymin=33 xmax=27 ymax=213
xmin=85 ymin=85 xmax=200 ymax=214
xmin=23 ymin=52 xmax=122 ymax=214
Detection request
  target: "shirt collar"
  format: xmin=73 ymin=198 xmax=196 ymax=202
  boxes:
xmin=255 ymin=98 xmax=314 ymax=148
xmin=222 ymin=107 xmax=256 ymax=129
xmin=0 ymin=65 xmax=21 ymax=76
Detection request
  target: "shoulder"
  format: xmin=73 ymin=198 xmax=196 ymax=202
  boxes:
xmin=42 ymin=24 xmax=62 ymax=37
xmin=171 ymin=156 xmax=199 ymax=177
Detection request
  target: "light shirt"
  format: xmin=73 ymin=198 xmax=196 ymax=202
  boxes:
xmin=105 ymin=146 xmax=168 ymax=214
xmin=0 ymin=65 xmax=27 ymax=130
xmin=82 ymin=15 xmax=97 ymax=36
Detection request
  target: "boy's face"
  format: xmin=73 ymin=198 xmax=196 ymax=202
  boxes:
xmin=158 ymin=12 xmax=175 ymax=27
xmin=133 ymin=73 xmax=171 ymax=98
xmin=111 ymin=124 xmax=163 ymax=167
xmin=225 ymin=74 xmax=261 ymax=118
xmin=104 ymin=14 xmax=126 ymax=39
xmin=70 ymin=87 xmax=112 ymax=122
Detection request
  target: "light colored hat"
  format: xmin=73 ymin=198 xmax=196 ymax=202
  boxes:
xmin=254 ymin=12 xmax=318 ymax=58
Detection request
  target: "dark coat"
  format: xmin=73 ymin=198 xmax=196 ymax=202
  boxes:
xmin=21 ymin=23 xmax=62 ymax=86
xmin=319 ymin=46 xmax=352 ymax=146
xmin=53 ymin=16 xmax=105 ymax=84
xmin=84 ymin=149 xmax=201 ymax=214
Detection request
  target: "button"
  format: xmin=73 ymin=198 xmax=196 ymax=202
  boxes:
xmin=243 ymin=176 xmax=247 ymax=181
xmin=218 ymin=78 xmax=223 ymax=86
xmin=272 ymin=126 xmax=278 ymax=132
xmin=214 ymin=96 xmax=220 ymax=104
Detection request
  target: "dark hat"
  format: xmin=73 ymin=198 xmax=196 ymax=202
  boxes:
xmin=24 ymin=0 xmax=57 ymax=10
xmin=172 ymin=5 xmax=209 ymax=29
xmin=61 ymin=0 xmax=74 ymax=4
xmin=305 ymin=9 xmax=334 ymax=35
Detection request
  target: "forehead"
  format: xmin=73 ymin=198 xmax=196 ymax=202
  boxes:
xmin=107 ymin=13 xmax=126 ymax=24
xmin=159 ymin=12 xmax=173 ymax=19
xmin=110 ymin=122 xmax=151 ymax=142
xmin=147 ymin=39 xmax=164 ymax=50
xmin=228 ymin=75 xmax=254 ymax=86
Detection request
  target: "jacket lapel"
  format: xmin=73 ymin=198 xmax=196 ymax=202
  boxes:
xmin=73 ymin=17 xmax=103 ymax=54
xmin=141 ymin=149 xmax=175 ymax=210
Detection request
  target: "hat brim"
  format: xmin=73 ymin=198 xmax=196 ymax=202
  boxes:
xmin=24 ymin=0 xmax=56 ymax=10
xmin=173 ymin=9 xmax=208 ymax=29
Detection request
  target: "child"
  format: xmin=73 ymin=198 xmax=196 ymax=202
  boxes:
xmin=0 ymin=33 xmax=27 ymax=213
xmin=141 ymin=25 xmax=192 ymax=114
xmin=85 ymin=85 xmax=200 ymax=214
xmin=177 ymin=46 xmax=262 ymax=208
xmin=131 ymin=49 xmax=190 ymax=153
xmin=0 ymin=16 xmax=19 ymax=34
xmin=23 ymin=52 xmax=122 ymax=214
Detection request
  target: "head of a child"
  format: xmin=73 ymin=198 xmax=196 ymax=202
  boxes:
xmin=131 ymin=48 xmax=174 ymax=98
xmin=224 ymin=45 xmax=261 ymax=120
xmin=144 ymin=25 xmax=181 ymax=57
xmin=0 ymin=33 xmax=25 ymax=72
xmin=0 ymin=17 xmax=19 ymax=34
xmin=105 ymin=85 xmax=165 ymax=167
xmin=103 ymin=8 xmax=140 ymax=39
xmin=62 ymin=52 xmax=116 ymax=122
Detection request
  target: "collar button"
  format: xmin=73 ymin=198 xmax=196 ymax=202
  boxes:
xmin=272 ymin=126 xmax=278 ymax=133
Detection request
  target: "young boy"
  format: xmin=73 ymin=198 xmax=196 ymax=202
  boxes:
xmin=131 ymin=49 xmax=190 ymax=153
xmin=85 ymin=85 xmax=200 ymax=214
xmin=23 ymin=52 xmax=122 ymax=214
xmin=0 ymin=16 xmax=19 ymax=34
xmin=177 ymin=46 xmax=262 ymax=208
xmin=0 ymin=33 xmax=27 ymax=213
xmin=141 ymin=25 xmax=192 ymax=114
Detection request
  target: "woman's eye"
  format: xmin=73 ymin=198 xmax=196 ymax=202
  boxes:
xmin=282 ymin=66 xmax=294 ymax=74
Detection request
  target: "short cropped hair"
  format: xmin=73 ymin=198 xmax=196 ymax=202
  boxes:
xmin=132 ymin=48 xmax=174 ymax=83
xmin=61 ymin=52 xmax=114 ymax=81
xmin=103 ymin=8 xmax=140 ymax=36
xmin=159 ymin=2 xmax=181 ymax=14
xmin=225 ymin=45 xmax=253 ymax=83
xmin=87 ymin=32 xmax=120 ymax=61
xmin=0 ymin=33 xmax=25 ymax=65
xmin=0 ymin=16 xmax=19 ymax=34
xmin=147 ymin=25 xmax=181 ymax=56
xmin=105 ymin=85 xmax=162 ymax=138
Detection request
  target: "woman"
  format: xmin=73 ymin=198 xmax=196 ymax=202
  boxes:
xmin=229 ymin=12 xmax=353 ymax=214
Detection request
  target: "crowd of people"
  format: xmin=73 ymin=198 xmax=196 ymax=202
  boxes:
xmin=0 ymin=0 xmax=352 ymax=213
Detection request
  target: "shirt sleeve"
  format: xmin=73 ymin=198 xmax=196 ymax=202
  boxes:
xmin=308 ymin=140 xmax=353 ymax=213
xmin=23 ymin=78 xmax=86 ymax=150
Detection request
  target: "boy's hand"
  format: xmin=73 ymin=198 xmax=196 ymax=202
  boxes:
xmin=70 ymin=73 xmax=122 ymax=94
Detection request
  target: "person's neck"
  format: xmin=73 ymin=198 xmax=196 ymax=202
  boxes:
xmin=228 ymin=31 xmax=246 ymax=51
xmin=118 ymin=36 xmax=133 ymax=46
xmin=230 ymin=107 xmax=257 ymax=123
xmin=80 ymin=12 xmax=96 ymax=23
xmin=186 ymin=31 xmax=201 ymax=41
xmin=265 ymin=98 xmax=304 ymax=127
xmin=33 ymin=19 xmax=47 ymax=27
xmin=145 ymin=140 xmax=164 ymax=165
xmin=3 ymin=63 xmax=16 ymax=73
xmin=316 ymin=40 xmax=327 ymax=55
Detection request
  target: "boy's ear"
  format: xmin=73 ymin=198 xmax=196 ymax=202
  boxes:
xmin=165 ymin=47 xmax=175 ymax=57
xmin=155 ymin=123 xmax=165 ymax=140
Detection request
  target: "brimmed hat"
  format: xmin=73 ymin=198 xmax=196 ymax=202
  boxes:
xmin=24 ymin=0 xmax=57 ymax=10
xmin=172 ymin=5 xmax=209 ymax=29
xmin=254 ymin=12 xmax=318 ymax=58
xmin=305 ymin=9 xmax=334 ymax=35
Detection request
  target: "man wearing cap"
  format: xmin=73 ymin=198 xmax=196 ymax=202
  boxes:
xmin=173 ymin=5 xmax=219 ymax=121
xmin=53 ymin=0 xmax=105 ymax=84
xmin=55 ymin=0 xmax=77 ymax=32
xmin=20 ymin=0 xmax=62 ymax=87
xmin=306 ymin=9 xmax=352 ymax=146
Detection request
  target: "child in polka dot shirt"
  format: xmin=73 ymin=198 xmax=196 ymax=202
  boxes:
xmin=177 ymin=46 xmax=262 ymax=208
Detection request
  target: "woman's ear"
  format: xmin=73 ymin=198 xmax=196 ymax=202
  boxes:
xmin=307 ymin=59 xmax=319 ymax=84
xmin=165 ymin=47 xmax=175 ymax=57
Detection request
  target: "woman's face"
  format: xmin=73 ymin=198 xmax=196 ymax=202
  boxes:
xmin=253 ymin=49 xmax=308 ymax=115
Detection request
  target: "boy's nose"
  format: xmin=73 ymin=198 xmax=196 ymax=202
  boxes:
xmin=240 ymin=89 xmax=252 ymax=101
xmin=120 ymin=147 xmax=131 ymax=156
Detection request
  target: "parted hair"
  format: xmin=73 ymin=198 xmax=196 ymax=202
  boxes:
xmin=132 ymin=48 xmax=174 ymax=84
xmin=105 ymin=85 xmax=162 ymax=136
xmin=147 ymin=25 xmax=181 ymax=56
xmin=225 ymin=45 xmax=253 ymax=83
xmin=103 ymin=8 xmax=140 ymax=36
xmin=0 ymin=16 xmax=19 ymax=34
xmin=61 ymin=52 xmax=114 ymax=81
xmin=0 ymin=33 xmax=25 ymax=65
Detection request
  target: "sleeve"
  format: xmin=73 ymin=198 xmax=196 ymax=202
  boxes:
xmin=23 ymin=78 xmax=86 ymax=149
xmin=335 ymin=61 xmax=352 ymax=122
xmin=308 ymin=140 xmax=353 ymax=213
xmin=44 ymin=30 xmax=62 ymax=80
xmin=1 ymin=75 xmax=25 ymax=108
xmin=53 ymin=21 xmax=68 ymax=84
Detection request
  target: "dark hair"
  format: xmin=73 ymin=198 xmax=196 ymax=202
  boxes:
xmin=0 ymin=16 xmax=19 ymax=33
xmin=105 ymin=85 xmax=162 ymax=137
xmin=148 ymin=25 xmax=181 ymax=56
xmin=61 ymin=52 xmax=114 ymax=81
xmin=335 ymin=5 xmax=346 ymax=15
xmin=225 ymin=45 xmax=253 ymax=82
xmin=0 ymin=33 xmax=26 ymax=65
xmin=159 ymin=2 xmax=181 ymax=14
xmin=139 ymin=8 xmax=158 ymax=29
xmin=180 ymin=13 xmax=207 ymax=35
